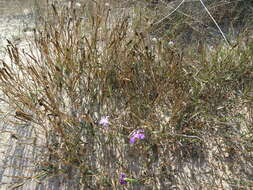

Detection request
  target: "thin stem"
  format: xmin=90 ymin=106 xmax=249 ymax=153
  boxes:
xmin=153 ymin=0 xmax=231 ymax=47
xmin=199 ymin=0 xmax=231 ymax=46
xmin=153 ymin=0 xmax=186 ymax=26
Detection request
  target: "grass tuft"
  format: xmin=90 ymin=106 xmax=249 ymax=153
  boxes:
xmin=0 ymin=0 xmax=252 ymax=189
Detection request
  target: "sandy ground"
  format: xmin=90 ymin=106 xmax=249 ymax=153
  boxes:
xmin=0 ymin=4 xmax=42 ymax=189
xmin=0 ymin=2 xmax=86 ymax=189
xmin=0 ymin=1 xmax=252 ymax=189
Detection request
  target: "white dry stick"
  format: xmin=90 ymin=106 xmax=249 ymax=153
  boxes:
xmin=199 ymin=0 xmax=230 ymax=46
xmin=153 ymin=0 xmax=186 ymax=26
xmin=153 ymin=0 xmax=231 ymax=46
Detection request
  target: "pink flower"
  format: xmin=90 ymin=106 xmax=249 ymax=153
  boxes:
xmin=99 ymin=116 xmax=109 ymax=127
xmin=119 ymin=173 xmax=127 ymax=185
xmin=129 ymin=129 xmax=145 ymax=144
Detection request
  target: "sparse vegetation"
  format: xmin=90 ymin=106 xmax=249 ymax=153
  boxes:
xmin=0 ymin=0 xmax=252 ymax=189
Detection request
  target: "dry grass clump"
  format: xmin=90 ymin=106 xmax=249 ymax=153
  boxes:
xmin=148 ymin=0 xmax=253 ymax=46
xmin=0 ymin=0 xmax=252 ymax=189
